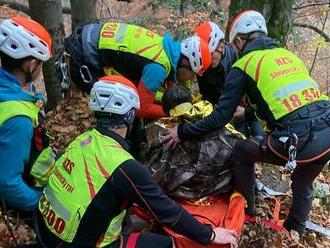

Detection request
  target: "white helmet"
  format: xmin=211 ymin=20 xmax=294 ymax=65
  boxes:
xmin=0 ymin=16 xmax=52 ymax=61
xmin=229 ymin=10 xmax=268 ymax=43
xmin=89 ymin=75 xmax=140 ymax=115
xmin=181 ymin=36 xmax=211 ymax=76
xmin=194 ymin=22 xmax=225 ymax=52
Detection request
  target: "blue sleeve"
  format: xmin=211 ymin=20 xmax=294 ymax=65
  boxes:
xmin=0 ymin=116 xmax=41 ymax=211
xmin=141 ymin=63 xmax=167 ymax=93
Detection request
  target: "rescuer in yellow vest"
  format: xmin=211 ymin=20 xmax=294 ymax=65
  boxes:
xmin=35 ymin=75 xmax=237 ymax=248
xmin=194 ymin=21 xmax=264 ymax=139
xmin=58 ymin=22 xmax=211 ymax=120
xmin=0 ymin=17 xmax=55 ymax=212
xmin=163 ymin=10 xmax=330 ymax=235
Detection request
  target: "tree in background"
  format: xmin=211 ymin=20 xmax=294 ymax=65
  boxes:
xmin=3 ymin=0 xmax=328 ymax=105
xmin=29 ymin=0 xmax=64 ymax=110
xmin=70 ymin=0 xmax=97 ymax=30
xmin=227 ymin=0 xmax=294 ymax=45
xmin=147 ymin=0 xmax=223 ymax=18
xmin=28 ymin=0 xmax=97 ymax=109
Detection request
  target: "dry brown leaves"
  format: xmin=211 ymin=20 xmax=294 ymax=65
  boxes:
xmin=0 ymin=3 xmax=329 ymax=247
xmin=0 ymin=5 xmax=27 ymax=19
xmin=0 ymin=223 xmax=36 ymax=247
xmin=147 ymin=12 xmax=211 ymax=36
xmin=166 ymin=12 xmax=211 ymax=30
xmin=239 ymin=168 xmax=330 ymax=248
xmin=45 ymin=88 xmax=95 ymax=151
xmin=0 ymin=210 xmax=36 ymax=248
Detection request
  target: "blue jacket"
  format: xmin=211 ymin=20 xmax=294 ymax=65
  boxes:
xmin=141 ymin=32 xmax=181 ymax=92
xmin=0 ymin=68 xmax=41 ymax=211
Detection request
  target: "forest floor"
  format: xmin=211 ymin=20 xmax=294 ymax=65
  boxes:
xmin=0 ymin=2 xmax=330 ymax=248
xmin=1 ymin=92 xmax=329 ymax=248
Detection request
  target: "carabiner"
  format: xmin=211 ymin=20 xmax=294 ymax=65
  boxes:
xmin=80 ymin=65 xmax=93 ymax=84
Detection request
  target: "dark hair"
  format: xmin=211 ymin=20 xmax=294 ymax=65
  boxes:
xmin=162 ymin=86 xmax=192 ymax=115
xmin=0 ymin=51 xmax=32 ymax=71
xmin=95 ymin=109 xmax=135 ymax=130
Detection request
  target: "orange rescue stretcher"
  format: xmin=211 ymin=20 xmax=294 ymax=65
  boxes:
xmin=132 ymin=192 xmax=246 ymax=248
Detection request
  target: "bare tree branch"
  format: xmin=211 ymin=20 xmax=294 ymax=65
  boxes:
xmin=296 ymin=11 xmax=327 ymax=19
xmin=319 ymin=56 xmax=330 ymax=60
xmin=0 ymin=0 xmax=71 ymax=14
xmin=100 ymin=0 xmax=112 ymax=17
xmin=309 ymin=13 xmax=328 ymax=73
xmin=293 ymin=22 xmax=330 ymax=42
xmin=293 ymin=2 xmax=330 ymax=10
xmin=310 ymin=46 xmax=320 ymax=74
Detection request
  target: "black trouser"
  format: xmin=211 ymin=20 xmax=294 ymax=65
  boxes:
xmin=109 ymin=233 xmax=173 ymax=248
xmin=232 ymin=103 xmax=330 ymax=234
xmin=37 ymin=233 xmax=172 ymax=248
xmin=35 ymin=211 xmax=172 ymax=248
xmin=231 ymin=118 xmax=265 ymax=139
xmin=232 ymin=136 xmax=329 ymax=233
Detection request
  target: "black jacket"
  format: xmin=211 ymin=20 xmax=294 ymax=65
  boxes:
xmin=37 ymin=126 xmax=212 ymax=247
xmin=197 ymin=43 xmax=237 ymax=104
xmin=178 ymin=36 xmax=283 ymax=141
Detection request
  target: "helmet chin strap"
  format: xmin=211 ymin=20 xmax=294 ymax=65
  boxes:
xmin=237 ymin=33 xmax=263 ymax=57
xmin=123 ymin=109 xmax=136 ymax=138
xmin=123 ymin=109 xmax=135 ymax=126
xmin=237 ymin=36 xmax=250 ymax=57
xmin=21 ymin=60 xmax=41 ymax=84
xmin=21 ymin=65 xmax=33 ymax=84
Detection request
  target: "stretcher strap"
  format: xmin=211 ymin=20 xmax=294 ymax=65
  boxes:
xmin=126 ymin=233 xmax=140 ymax=248
xmin=245 ymin=197 xmax=285 ymax=232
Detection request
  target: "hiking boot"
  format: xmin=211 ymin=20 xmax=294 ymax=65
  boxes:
xmin=283 ymin=218 xmax=306 ymax=235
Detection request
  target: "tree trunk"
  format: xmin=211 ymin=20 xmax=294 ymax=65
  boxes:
xmin=29 ymin=0 xmax=64 ymax=111
xmin=0 ymin=0 xmax=71 ymax=14
xmin=227 ymin=0 xmax=294 ymax=45
xmin=70 ymin=0 xmax=97 ymax=30
xmin=267 ymin=0 xmax=294 ymax=45
xmin=180 ymin=0 xmax=185 ymax=16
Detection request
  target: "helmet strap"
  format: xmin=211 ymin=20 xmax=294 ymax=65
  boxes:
xmin=21 ymin=63 xmax=34 ymax=84
xmin=234 ymin=33 xmax=251 ymax=57
xmin=177 ymin=55 xmax=191 ymax=70
xmin=237 ymin=32 xmax=266 ymax=56
xmin=123 ymin=109 xmax=136 ymax=126
xmin=21 ymin=58 xmax=43 ymax=84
